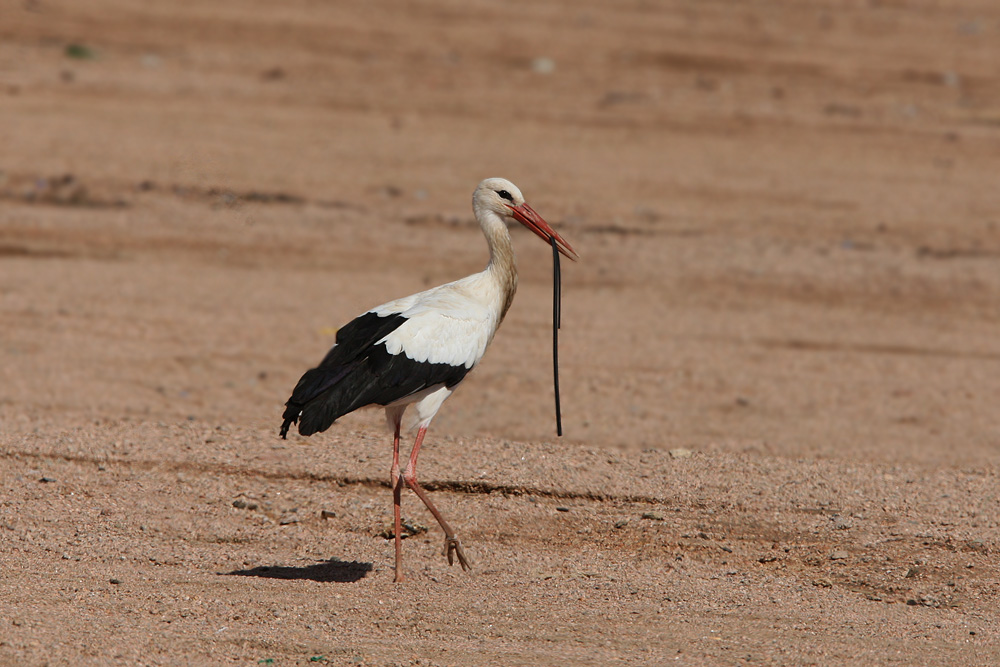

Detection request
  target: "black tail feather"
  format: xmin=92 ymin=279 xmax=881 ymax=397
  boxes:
xmin=280 ymin=364 xmax=357 ymax=438
xmin=279 ymin=413 xmax=296 ymax=440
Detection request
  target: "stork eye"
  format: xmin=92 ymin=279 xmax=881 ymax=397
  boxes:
xmin=496 ymin=189 xmax=513 ymax=202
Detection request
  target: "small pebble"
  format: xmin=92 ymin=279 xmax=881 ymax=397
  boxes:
xmin=641 ymin=511 xmax=664 ymax=521
xmin=109 ymin=578 xmax=122 ymax=585
xmin=379 ymin=520 xmax=427 ymax=539
xmin=668 ymin=448 xmax=692 ymax=459
xmin=830 ymin=550 xmax=849 ymax=560
xmin=556 ymin=507 xmax=570 ymax=513
xmin=531 ymin=57 xmax=555 ymax=74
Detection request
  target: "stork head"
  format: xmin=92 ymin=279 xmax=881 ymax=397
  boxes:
xmin=473 ymin=177 xmax=578 ymax=260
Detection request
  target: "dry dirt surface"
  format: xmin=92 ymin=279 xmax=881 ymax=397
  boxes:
xmin=3 ymin=1 xmax=1000 ymax=665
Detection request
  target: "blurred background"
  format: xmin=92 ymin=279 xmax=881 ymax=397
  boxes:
xmin=3 ymin=0 xmax=1000 ymax=465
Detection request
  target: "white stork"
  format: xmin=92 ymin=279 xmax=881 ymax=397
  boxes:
xmin=280 ymin=177 xmax=577 ymax=582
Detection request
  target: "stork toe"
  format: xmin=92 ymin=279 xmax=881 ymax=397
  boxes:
xmin=445 ymin=536 xmax=471 ymax=572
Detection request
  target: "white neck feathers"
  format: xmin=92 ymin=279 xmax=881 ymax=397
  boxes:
xmin=480 ymin=209 xmax=518 ymax=322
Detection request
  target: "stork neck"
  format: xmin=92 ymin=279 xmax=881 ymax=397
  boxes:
xmin=481 ymin=210 xmax=518 ymax=320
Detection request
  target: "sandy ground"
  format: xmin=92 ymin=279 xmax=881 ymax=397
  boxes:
xmin=3 ymin=0 xmax=1000 ymax=664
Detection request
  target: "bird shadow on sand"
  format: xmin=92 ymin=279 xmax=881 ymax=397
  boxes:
xmin=224 ymin=558 xmax=373 ymax=583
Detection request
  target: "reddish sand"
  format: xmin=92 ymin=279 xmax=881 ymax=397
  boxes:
xmin=2 ymin=1 xmax=1000 ymax=664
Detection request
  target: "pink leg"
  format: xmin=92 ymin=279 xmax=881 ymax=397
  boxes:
xmin=390 ymin=416 xmax=404 ymax=583
xmin=402 ymin=425 xmax=471 ymax=572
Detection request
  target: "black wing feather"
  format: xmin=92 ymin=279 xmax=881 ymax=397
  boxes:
xmin=280 ymin=311 xmax=470 ymax=438
xmin=319 ymin=311 xmax=409 ymax=368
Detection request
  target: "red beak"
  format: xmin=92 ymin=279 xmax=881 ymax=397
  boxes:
xmin=507 ymin=203 xmax=578 ymax=260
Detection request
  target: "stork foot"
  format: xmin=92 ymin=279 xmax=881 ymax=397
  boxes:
xmin=445 ymin=536 xmax=471 ymax=572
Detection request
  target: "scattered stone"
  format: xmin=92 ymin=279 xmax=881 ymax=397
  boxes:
xmin=39 ymin=477 xmax=56 ymax=483
xmin=613 ymin=519 xmax=628 ymax=529
xmin=278 ymin=515 xmax=299 ymax=526
xmin=905 ymin=566 xmax=923 ymax=578
xmin=400 ymin=519 xmax=427 ymax=536
xmin=668 ymin=448 xmax=693 ymax=459
xmin=320 ymin=510 xmax=337 ymax=520
xmin=641 ymin=511 xmax=664 ymax=521
xmin=379 ymin=520 xmax=428 ymax=540
xmin=758 ymin=555 xmax=778 ymax=564
xmin=813 ymin=578 xmax=833 ymax=588
xmin=531 ymin=57 xmax=555 ymax=74
xmin=109 ymin=578 xmax=122 ymax=585
xmin=556 ymin=506 xmax=570 ymax=513
xmin=65 ymin=44 xmax=96 ymax=60
xmin=830 ymin=550 xmax=849 ymax=560
xmin=964 ymin=540 xmax=987 ymax=554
